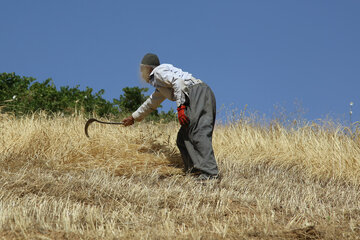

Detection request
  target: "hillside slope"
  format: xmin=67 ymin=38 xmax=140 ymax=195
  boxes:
xmin=1 ymin=113 xmax=360 ymax=239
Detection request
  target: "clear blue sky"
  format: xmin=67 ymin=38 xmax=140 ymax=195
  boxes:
xmin=1 ymin=1 xmax=359 ymax=123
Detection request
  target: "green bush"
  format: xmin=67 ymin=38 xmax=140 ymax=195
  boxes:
xmin=113 ymin=86 xmax=150 ymax=113
xmin=0 ymin=72 xmax=176 ymax=122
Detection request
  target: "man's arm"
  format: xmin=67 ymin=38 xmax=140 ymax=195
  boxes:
xmin=131 ymin=89 xmax=166 ymax=121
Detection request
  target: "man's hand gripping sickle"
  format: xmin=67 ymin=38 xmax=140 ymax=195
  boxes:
xmin=177 ymin=105 xmax=189 ymax=125
xmin=122 ymin=116 xmax=135 ymax=126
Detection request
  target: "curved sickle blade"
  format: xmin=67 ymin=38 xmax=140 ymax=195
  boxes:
xmin=85 ymin=118 xmax=124 ymax=138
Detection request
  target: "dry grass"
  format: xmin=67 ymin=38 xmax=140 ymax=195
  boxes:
xmin=1 ymin=113 xmax=360 ymax=239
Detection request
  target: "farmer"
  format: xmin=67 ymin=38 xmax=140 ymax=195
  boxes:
xmin=122 ymin=53 xmax=219 ymax=180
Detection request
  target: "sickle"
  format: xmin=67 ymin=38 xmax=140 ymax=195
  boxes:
xmin=85 ymin=118 xmax=124 ymax=138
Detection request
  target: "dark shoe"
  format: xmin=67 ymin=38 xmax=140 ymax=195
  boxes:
xmin=196 ymin=173 xmax=219 ymax=181
xmin=190 ymin=168 xmax=202 ymax=175
xmin=185 ymin=168 xmax=202 ymax=175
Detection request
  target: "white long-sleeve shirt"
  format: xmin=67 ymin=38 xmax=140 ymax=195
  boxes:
xmin=132 ymin=64 xmax=202 ymax=121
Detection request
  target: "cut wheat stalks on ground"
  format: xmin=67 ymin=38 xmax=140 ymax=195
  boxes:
xmin=1 ymin=113 xmax=360 ymax=239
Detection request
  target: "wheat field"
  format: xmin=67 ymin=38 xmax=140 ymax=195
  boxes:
xmin=1 ymin=113 xmax=360 ymax=239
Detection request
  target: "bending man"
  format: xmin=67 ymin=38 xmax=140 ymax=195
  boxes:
xmin=122 ymin=53 xmax=219 ymax=180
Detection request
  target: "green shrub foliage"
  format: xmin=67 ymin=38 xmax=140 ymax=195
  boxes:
xmin=0 ymin=72 xmax=176 ymax=121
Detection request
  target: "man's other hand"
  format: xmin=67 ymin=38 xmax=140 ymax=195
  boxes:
xmin=177 ymin=105 xmax=189 ymax=126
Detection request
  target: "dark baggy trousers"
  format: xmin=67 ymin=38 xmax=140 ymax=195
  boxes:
xmin=176 ymin=83 xmax=219 ymax=175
